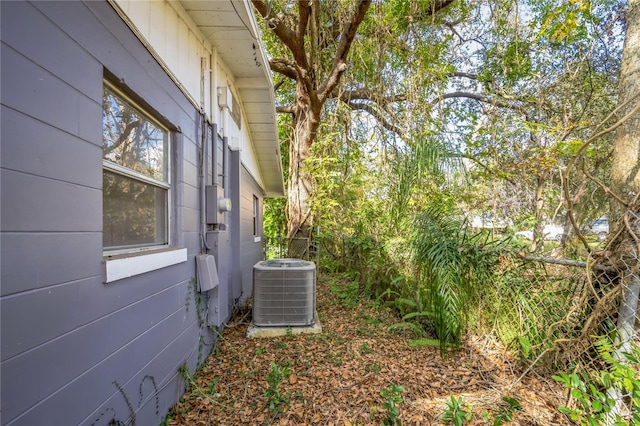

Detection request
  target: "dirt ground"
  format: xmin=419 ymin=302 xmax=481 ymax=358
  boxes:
xmin=167 ymin=274 xmax=570 ymax=425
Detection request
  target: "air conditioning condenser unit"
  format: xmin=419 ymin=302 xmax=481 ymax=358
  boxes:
xmin=252 ymin=259 xmax=316 ymax=327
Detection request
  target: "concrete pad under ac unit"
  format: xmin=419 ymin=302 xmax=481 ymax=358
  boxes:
xmin=246 ymin=312 xmax=322 ymax=338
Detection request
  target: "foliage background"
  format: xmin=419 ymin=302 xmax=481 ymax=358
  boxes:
xmin=258 ymin=0 xmax=638 ymax=423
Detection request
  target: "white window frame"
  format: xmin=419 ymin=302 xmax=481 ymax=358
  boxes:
xmin=102 ymin=81 xmax=172 ymax=255
xmin=102 ymin=160 xmax=172 ymax=255
xmin=101 ymin=81 xmax=185 ymax=283
xmin=103 ymin=248 xmax=187 ymax=283
xmin=253 ymin=195 xmax=261 ymax=243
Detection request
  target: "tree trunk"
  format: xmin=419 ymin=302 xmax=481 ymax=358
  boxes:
xmin=611 ymin=0 xmax=640 ymax=349
xmin=287 ymin=84 xmax=322 ymax=239
xmin=612 ymin=1 xmax=640 ymax=224
xmin=608 ymin=0 xmax=640 ymax=421
xmin=251 ymin=0 xmax=373 ymax=242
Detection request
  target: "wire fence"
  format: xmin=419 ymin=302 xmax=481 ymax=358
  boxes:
xmin=263 ymin=236 xmax=320 ymax=265
xmin=475 ymin=257 xmax=627 ymax=368
xmin=470 ymin=248 xmax=640 ymax=422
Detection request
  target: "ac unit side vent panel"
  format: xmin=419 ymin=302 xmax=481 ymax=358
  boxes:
xmin=253 ymin=259 xmax=316 ymax=327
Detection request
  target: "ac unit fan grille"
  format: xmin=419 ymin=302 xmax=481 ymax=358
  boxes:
xmin=253 ymin=259 xmax=316 ymax=327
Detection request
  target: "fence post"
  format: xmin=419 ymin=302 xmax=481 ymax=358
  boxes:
xmin=606 ymin=271 xmax=640 ymax=423
xmin=615 ymin=272 xmax=640 ymax=360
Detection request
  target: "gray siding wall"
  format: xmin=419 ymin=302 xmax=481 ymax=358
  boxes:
xmin=239 ymin=166 xmax=265 ymax=302
xmin=228 ymin=151 xmax=265 ymax=306
xmin=0 ymin=2 xmax=245 ymax=425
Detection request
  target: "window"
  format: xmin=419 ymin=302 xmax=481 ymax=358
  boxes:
xmin=102 ymin=82 xmax=169 ymax=251
xmin=253 ymin=195 xmax=260 ymax=238
xmin=216 ymin=133 xmax=225 ymax=188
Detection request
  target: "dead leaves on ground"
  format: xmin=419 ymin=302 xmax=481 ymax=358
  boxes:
xmin=169 ymin=276 xmax=569 ymax=425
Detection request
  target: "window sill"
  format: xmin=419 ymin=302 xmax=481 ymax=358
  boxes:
xmin=103 ymin=247 xmax=187 ymax=283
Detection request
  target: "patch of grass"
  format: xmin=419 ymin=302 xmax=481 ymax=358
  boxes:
xmin=311 ymin=333 xmax=330 ymax=345
xmin=265 ymin=362 xmax=290 ymax=415
xmin=323 ymin=330 xmax=345 ymax=345
xmin=356 ymin=326 xmax=378 ymax=337
xmin=330 ymin=279 xmax=361 ymax=309
xmin=273 ymin=340 xmax=288 ymax=350
xmin=324 ymin=351 xmax=343 ymax=366
xmin=365 ymin=317 xmax=384 ymax=327
xmin=159 ymin=410 xmax=175 ymax=426
xmin=365 ymin=362 xmax=381 ymax=373
xmin=359 ymin=342 xmax=374 ymax=355
xmin=241 ymin=366 xmax=260 ymax=379
xmin=357 ymin=311 xmax=384 ymax=326
xmin=207 ymin=377 xmax=220 ymax=395
xmin=408 ymin=338 xmax=442 ymax=348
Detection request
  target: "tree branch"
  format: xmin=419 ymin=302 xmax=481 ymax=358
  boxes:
xmin=580 ymin=158 xmax=629 ymax=208
xmin=429 ymin=0 xmax=456 ymax=14
xmin=269 ymin=58 xmax=298 ymax=80
xmin=297 ymin=0 xmax=311 ymax=44
xmin=345 ymin=100 xmax=405 ymax=137
xmin=334 ymin=88 xmax=407 ymax=104
xmin=457 ymin=153 xmax=518 ymax=186
xmin=274 ymin=78 xmax=287 ymax=92
xmin=276 ymin=105 xmax=296 ymax=114
xmin=317 ymin=0 xmax=372 ymax=101
xmin=522 ymin=254 xmax=616 ymax=272
xmin=450 ymin=72 xmax=478 ymax=80
xmin=251 ymin=0 xmax=299 ymax=54
xmin=431 ymin=91 xmax=525 ymax=114
xmin=562 ymin=91 xmax=640 ymax=254
xmin=289 ymin=2 xmax=315 ymax=97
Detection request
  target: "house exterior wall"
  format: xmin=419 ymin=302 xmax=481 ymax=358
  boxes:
xmin=0 ymin=1 xmax=273 ymax=425
xmin=111 ymin=0 xmax=268 ymax=193
xmin=239 ymin=166 xmax=266 ymax=301
xmin=111 ymin=0 xmax=208 ymax=110
xmin=229 ymin=100 xmax=265 ymax=194
xmin=229 ymin=151 xmax=267 ymax=306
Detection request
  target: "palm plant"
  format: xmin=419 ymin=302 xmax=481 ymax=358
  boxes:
xmin=411 ymin=205 xmax=500 ymax=354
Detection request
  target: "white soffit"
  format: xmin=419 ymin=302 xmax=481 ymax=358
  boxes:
xmin=180 ymin=0 xmax=284 ymax=197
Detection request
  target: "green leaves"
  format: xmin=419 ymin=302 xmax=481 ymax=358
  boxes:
xmin=381 ymin=383 xmax=405 ymax=425
xmin=517 ymin=335 xmax=531 ymax=359
xmin=410 ymin=204 xmax=503 ymax=354
xmin=553 ymin=340 xmax=640 ymax=425
xmin=387 ymin=321 xmax=427 ymax=337
xmin=482 ymin=40 xmax=532 ymax=85
xmin=442 ymin=395 xmax=473 ymax=426
xmin=536 ymin=0 xmax=593 ymax=44
xmin=265 ymin=361 xmax=291 ymax=415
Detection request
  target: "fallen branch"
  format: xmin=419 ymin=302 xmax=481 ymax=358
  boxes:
xmin=522 ymin=255 xmax=616 ymax=273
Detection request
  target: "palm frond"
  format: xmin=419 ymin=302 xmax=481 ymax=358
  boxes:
xmin=410 ymin=204 xmax=502 ymax=355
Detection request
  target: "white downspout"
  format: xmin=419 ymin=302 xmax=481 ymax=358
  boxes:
xmin=199 ymin=55 xmax=210 ymax=253
xmin=211 ymin=49 xmax=217 ymax=125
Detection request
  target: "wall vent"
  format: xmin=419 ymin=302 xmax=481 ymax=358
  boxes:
xmin=253 ymin=259 xmax=316 ymax=327
xmin=196 ymin=254 xmax=219 ymax=292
